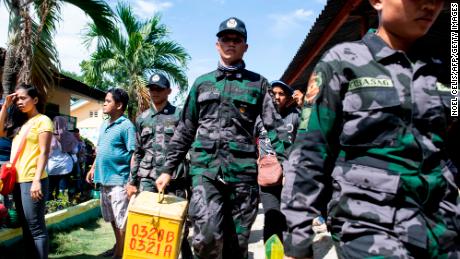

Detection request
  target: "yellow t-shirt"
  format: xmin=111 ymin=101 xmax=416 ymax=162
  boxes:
xmin=11 ymin=114 xmax=53 ymax=183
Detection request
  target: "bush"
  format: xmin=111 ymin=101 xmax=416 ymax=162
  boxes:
xmin=45 ymin=192 xmax=78 ymax=214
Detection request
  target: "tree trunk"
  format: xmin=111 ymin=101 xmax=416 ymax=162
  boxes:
xmin=2 ymin=45 xmax=20 ymax=98
xmin=127 ymin=104 xmax=135 ymax=122
xmin=2 ymin=0 xmax=21 ymax=99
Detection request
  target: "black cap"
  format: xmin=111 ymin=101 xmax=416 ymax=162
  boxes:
xmin=216 ymin=17 xmax=247 ymax=41
xmin=271 ymin=80 xmax=294 ymax=96
xmin=146 ymin=73 xmax=170 ymax=89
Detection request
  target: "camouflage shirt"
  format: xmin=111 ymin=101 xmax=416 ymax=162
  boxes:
xmin=282 ymin=32 xmax=459 ymax=257
xmin=255 ymin=105 xmax=300 ymax=157
xmin=162 ymin=65 xmax=284 ymax=183
xmin=128 ymin=102 xmax=181 ymax=185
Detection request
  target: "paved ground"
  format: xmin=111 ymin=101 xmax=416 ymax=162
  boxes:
xmin=44 ymin=202 xmax=339 ymax=258
xmin=248 ymin=204 xmax=265 ymax=259
xmin=187 ymin=203 xmax=339 ymax=258
xmin=247 ymin=204 xmax=338 ymax=259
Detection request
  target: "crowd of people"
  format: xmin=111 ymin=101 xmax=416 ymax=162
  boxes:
xmin=0 ymin=89 xmax=96 ymax=258
xmin=0 ymin=0 xmax=459 ymax=259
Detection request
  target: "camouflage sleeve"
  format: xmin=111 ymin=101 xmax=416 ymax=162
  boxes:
xmin=254 ymin=116 xmax=274 ymax=157
xmin=162 ymin=85 xmax=199 ymax=175
xmin=260 ymin=78 xmax=286 ymax=162
xmin=128 ymin=117 xmax=143 ymax=185
xmin=281 ymin=57 xmax=342 ymax=258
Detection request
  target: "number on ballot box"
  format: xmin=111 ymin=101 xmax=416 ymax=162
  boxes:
xmin=127 ymin=223 xmax=176 ymax=257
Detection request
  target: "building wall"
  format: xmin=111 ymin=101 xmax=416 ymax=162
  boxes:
xmin=47 ymin=88 xmax=71 ymax=115
xmin=71 ymin=101 xmax=104 ymax=146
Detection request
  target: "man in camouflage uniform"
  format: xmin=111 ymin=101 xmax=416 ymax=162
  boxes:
xmin=255 ymin=80 xmax=300 ymax=242
xmin=282 ymin=0 xmax=460 ymax=258
xmin=155 ymin=17 xmax=283 ymax=258
xmin=126 ymin=73 xmax=192 ymax=259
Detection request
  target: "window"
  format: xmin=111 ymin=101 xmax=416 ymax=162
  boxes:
xmin=89 ymin=111 xmax=93 ymax=117
xmin=94 ymin=111 xmax=98 ymax=117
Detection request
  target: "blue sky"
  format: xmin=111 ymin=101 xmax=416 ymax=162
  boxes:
xmin=0 ymin=0 xmax=326 ymax=92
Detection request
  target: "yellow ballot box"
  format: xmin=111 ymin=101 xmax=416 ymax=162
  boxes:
xmin=122 ymin=191 xmax=188 ymax=259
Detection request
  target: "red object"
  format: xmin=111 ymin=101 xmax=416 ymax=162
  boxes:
xmin=0 ymin=203 xmax=7 ymax=220
xmin=0 ymin=126 xmax=31 ymax=196
xmin=257 ymin=155 xmax=283 ymax=187
xmin=0 ymin=164 xmax=17 ymax=196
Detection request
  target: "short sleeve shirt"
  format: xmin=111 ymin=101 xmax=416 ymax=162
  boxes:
xmin=94 ymin=116 xmax=136 ymax=186
xmin=12 ymin=114 xmax=54 ymax=183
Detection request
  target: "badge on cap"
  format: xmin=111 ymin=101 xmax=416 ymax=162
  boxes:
xmin=152 ymin=74 xmax=160 ymax=82
xmin=226 ymin=18 xmax=237 ymax=28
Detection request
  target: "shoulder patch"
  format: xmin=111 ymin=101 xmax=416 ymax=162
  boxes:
xmin=298 ymin=107 xmax=312 ymax=130
xmin=305 ymin=71 xmax=322 ymax=105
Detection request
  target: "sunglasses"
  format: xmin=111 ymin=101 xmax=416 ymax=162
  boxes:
xmin=219 ymin=36 xmax=244 ymax=44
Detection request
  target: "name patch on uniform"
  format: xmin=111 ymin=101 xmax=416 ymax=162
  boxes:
xmin=348 ymin=77 xmax=394 ymax=91
xmin=436 ymin=82 xmax=450 ymax=92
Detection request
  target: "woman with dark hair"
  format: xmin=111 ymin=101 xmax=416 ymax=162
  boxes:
xmin=47 ymin=116 xmax=78 ymax=200
xmin=0 ymin=84 xmax=53 ymax=259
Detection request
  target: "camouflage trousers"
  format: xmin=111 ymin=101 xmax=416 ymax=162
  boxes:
xmin=138 ymin=178 xmax=193 ymax=259
xmin=188 ymin=175 xmax=259 ymax=259
xmin=328 ymin=164 xmax=460 ymax=259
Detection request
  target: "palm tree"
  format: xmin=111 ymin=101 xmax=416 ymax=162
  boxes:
xmin=0 ymin=0 xmax=115 ymax=98
xmin=81 ymin=2 xmax=190 ymax=119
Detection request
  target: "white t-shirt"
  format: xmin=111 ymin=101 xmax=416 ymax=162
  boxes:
xmin=46 ymin=140 xmax=74 ymax=176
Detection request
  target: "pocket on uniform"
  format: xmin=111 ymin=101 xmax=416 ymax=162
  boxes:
xmin=229 ymin=141 xmax=256 ymax=158
xmin=188 ymin=185 xmax=208 ymax=222
xmin=198 ymin=91 xmax=220 ymax=119
xmin=343 ymin=86 xmax=400 ymax=112
xmin=191 ymin=139 xmax=216 ymax=151
xmin=190 ymin=140 xmax=216 ymax=167
xmin=198 ymin=91 xmax=220 ymax=103
xmin=329 ymin=163 xmax=400 ymax=225
xmin=140 ymin=127 xmax=153 ymax=145
xmin=139 ymin=152 xmax=154 ymax=171
xmin=340 ymin=87 xmax=402 ymax=147
xmin=232 ymin=184 xmax=259 ymax=230
xmin=229 ymin=141 xmax=256 ymax=153
xmin=164 ymin=127 xmax=174 ymax=135
xmin=233 ymin=94 xmax=258 ymax=123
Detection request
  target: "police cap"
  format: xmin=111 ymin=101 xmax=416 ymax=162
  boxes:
xmin=216 ymin=17 xmax=247 ymax=41
xmin=146 ymin=73 xmax=170 ymax=89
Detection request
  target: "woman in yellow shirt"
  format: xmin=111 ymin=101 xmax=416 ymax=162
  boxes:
xmin=0 ymin=84 xmax=53 ymax=259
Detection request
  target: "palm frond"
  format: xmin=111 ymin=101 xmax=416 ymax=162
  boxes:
xmin=29 ymin=18 xmax=60 ymax=92
xmin=33 ymin=0 xmax=61 ymax=42
xmin=62 ymin=0 xmax=115 ymax=36
xmin=80 ymin=3 xmax=189 ymax=117
xmin=126 ymin=32 xmax=143 ymax=67
xmin=152 ymin=41 xmax=190 ymax=66
xmin=147 ymin=61 xmax=188 ymax=91
xmin=82 ymin=22 xmax=109 ymax=49
xmin=144 ymin=15 xmax=168 ymax=43
xmin=116 ymin=2 xmax=140 ymax=37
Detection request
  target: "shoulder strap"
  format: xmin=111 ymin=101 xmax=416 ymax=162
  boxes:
xmin=11 ymin=125 xmax=32 ymax=167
